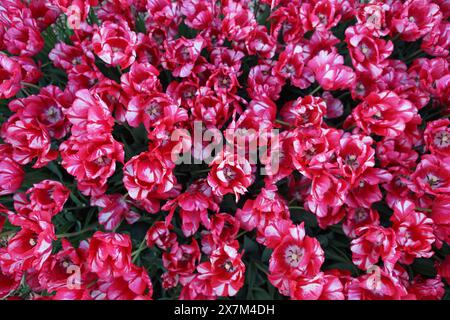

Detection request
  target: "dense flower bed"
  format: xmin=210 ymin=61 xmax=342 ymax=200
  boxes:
xmin=0 ymin=0 xmax=449 ymax=300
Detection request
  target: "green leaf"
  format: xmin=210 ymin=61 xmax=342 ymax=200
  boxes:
xmin=262 ymin=247 xmax=272 ymax=263
xmin=46 ymin=161 xmax=64 ymax=181
xmin=21 ymin=170 xmax=53 ymax=190
xmin=243 ymin=235 xmax=259 ymax=256
xmin=252 ymin=287 xmax=272 ymax=300
xmin=411 ymin=258 xmax=437 ymax=277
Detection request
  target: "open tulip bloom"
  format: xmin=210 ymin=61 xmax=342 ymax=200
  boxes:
xmin=0 ymin=0 xmax=449 ymax=301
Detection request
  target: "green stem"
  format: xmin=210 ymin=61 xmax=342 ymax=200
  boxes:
xmin=424 ymin=109 xmax=444 ymax=121
xmin=138 ymin=216 xmax=154 ymax=223
xmin=237 ymin=230 xmax=247 ymax=238
xmin=253 ymin=261 xmax=269 ymax=275
xmin=405 ymin=49 xmax=423 ymax=62
xmin=64 ymin=205 xmax=89 ymax=211
xmin=337 ymin=91 xmax=350 ymax=100
xmin=289 ymin=206 xmax=306 ymax=211
xmin=191 ymin=168 xmax=211 ymax=174
xmin=86 ymin=280 xmax=98 ymax=289
xmin=21 ymin=88 xmax=31 ymax=96
xmin=415 ymin=207 xmax=432 ymax=213
xmin=84 ymin=208 xmax=96 ymax=228
xmin=21 ymin=82 xmax=41 ymax=90
xmin=275 ymin=119 xmax=291 ymax=127
xmin=132 ymin=237 xmax=148 ymax=263
xmin=309 ymin=85 xmax=321 ymax=96
xmin=56 ymin=224 xmax=97 ymax=239
xmin=174 ymin=171 xmax=189 ymax=176
xmin=69 ymin=191 xmax=85 ymax=207
xmin=391 ymin=33 xmax=401 ymax=42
